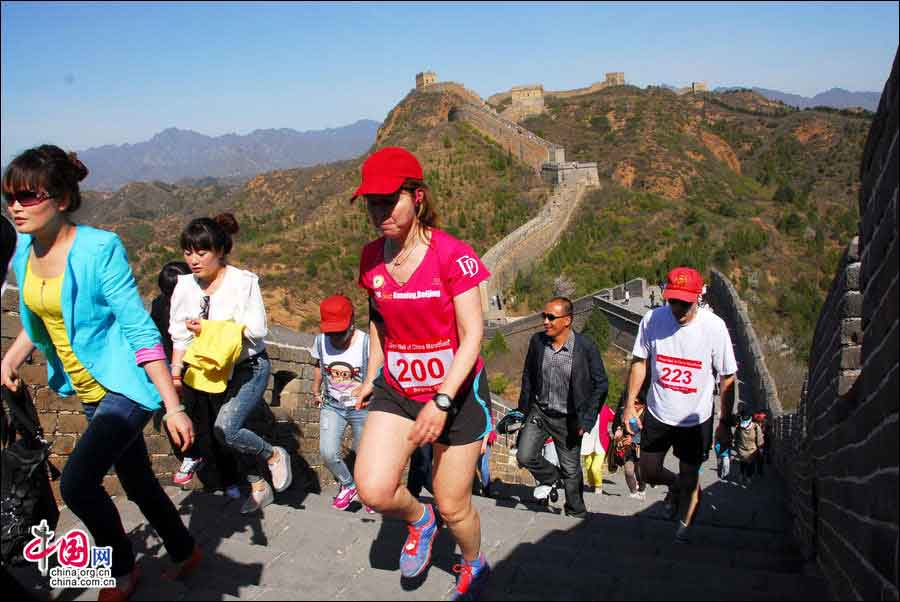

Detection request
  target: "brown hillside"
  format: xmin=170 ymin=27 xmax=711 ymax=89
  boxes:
xmin=506 ymin=85 xmax=870 ymax=407
xmin=82 ymin=86 xmax=545 ymax=332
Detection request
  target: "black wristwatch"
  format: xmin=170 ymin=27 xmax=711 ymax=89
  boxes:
xmin=433 ymin=393 xmax=453 ymax=412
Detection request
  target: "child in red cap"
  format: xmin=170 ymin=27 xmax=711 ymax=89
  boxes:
xmin=311 ymin=295 xmax=373 ymax=513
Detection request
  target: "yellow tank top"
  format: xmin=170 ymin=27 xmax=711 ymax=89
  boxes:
xmin=22 ymin=261 xmax=106 ymax=403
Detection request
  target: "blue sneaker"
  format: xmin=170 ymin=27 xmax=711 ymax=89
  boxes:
xmin=451 ymin=554 xmax=491 ymax=601
xmin=399 ymin=503 xmax=437 ymax=578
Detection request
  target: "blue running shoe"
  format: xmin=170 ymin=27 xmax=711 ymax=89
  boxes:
xmin=399 ymin=503 xmax=437 ymax=578
xmin=451 ymin=554 xmax=491 ymax=601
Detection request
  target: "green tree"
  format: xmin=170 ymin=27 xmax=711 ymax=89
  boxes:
xmin=581 ymin=310 xmax=611 ymax=351
xmin=773 ymin=183 xmax=796 ymax=204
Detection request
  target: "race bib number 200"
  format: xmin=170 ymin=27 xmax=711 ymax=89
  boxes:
xmin=386 ymin=339 xmax=454 ymax=395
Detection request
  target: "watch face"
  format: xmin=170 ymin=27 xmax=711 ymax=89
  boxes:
xmin=435 ymin=395 xmax=452 ymax=410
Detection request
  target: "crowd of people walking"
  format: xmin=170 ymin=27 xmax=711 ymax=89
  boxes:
xmin=1 ymin=143 xmax=761 ymax=601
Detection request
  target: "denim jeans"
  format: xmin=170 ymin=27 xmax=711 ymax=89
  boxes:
xmin=180 ymin=384 xmax=240 ymax=488
xmin=515 ymin=404 xmax=586 ymax=514
xmin=213 ymin=353 xmax=273 ymax=484
xmin=319 ymin=400 xmax=368 ymax=487
xmin=60 ymin=392 xmax=195 ymax=577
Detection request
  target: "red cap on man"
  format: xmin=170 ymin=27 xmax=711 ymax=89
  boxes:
xmin=351 ymin=147 xmax=423 ymax=200
xmin=320 ymin=295 xmax=353 ymax=333
xmin=662 ymin=267 xmax=704 ymax=303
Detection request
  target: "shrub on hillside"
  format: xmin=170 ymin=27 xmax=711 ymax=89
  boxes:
xmin=581 ymin=310 xmax=611 ymax=352
xmin=773 ymin=183 xmax=796 ymax=203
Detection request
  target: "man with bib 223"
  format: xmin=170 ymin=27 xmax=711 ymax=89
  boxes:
xmin=352 ymin=147 xmax=493 ymax=601
xmin=622 ymin=267 xmax=737 ymax=544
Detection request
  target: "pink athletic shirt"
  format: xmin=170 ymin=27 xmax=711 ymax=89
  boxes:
xmin=358 ymin=229 xmax=490 ymax=403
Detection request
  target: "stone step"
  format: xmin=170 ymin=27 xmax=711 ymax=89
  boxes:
xmin=484 ymin=542 xmax=827 ymax=601
xmin=509 ymin=508 xmax=798 ymax=556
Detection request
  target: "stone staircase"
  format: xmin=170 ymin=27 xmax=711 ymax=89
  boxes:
xmin=8 ymin=449 xmax=827 ymax=600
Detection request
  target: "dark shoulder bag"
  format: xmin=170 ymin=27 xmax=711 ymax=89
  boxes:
xmin=1 ymin=383 xmax=61 ymax=566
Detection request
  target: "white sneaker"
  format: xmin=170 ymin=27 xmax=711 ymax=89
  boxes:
xmin=533 ymin=484 xmax=553 ymax=500
xmin=268 ymin=446 xmax=293 ymax=493
xmin=240 ymin=482 xmax=274 ymax=514
xmin=174 ymin=457 xmax=205 ymax=485
xmin=628 ymin=491 xmax=646 ymax=500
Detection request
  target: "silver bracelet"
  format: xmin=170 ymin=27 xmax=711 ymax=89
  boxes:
xmin=162 ymin=404 xmax=186 ymax=423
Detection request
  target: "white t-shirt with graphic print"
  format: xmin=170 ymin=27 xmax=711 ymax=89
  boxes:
xmin=632 ymin=306 xmax=737 ymax=427
xmin=312 ymin=329 xmax=367 ymax=407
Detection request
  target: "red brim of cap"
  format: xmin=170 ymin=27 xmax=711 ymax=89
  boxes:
xmin=320 ymin=318 xmax=351 ymax=333
xmin=349 ymin=175 xmax=408 ymax=201
xmin=662 ymin=288 xmax=700 ymax=303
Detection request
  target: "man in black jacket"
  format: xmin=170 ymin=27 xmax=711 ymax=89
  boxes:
xmin=516 ymin=297 xmax=609 ymax=518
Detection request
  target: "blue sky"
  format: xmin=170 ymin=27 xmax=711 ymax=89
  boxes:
xmin=2 ymin=1 xmax=897 ymax=163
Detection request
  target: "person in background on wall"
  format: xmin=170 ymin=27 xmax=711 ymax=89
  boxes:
xmin=352 ymin=147 xmax=494 ymax=600
xmin=516 ymin=297 xmax=609 ymax=519
xmin=623 ymin=267 xmax=737 ymax=544
xmin=733 ymin=411 xmax=764 ymax=487
xmin=581 ymin=402 xmax=615 ymax=494
xmin=311 ymin=294 xmax=374 ymax=514
xmin=612 ymin=385 xmax=648 ymax=500
xmin=150 ymin=260 xmax=229 ymax=493
xmin=150 ymin=261 xmax=192 ymax=362
xmin=0 ymin=146 xmax=202 ymax=601
xmin=753 ymin=411 xmax=770 ymax=476
xmin=169 ymin=214 xmax=292 ymax=514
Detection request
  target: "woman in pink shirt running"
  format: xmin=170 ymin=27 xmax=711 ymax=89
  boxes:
xmin=352 ymin=147 xmax=493 ymax=600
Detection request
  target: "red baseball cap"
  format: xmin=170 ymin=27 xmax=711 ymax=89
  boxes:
xmin=662 ymin=267 xmax=704 ymax=303
xmin=320 ymin=295 xmax=353 ymax=333
xmin=351 ymin=147 xmax=423 ymax=200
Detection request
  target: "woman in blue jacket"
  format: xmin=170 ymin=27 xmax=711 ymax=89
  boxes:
xmin=1 ymin=146 xmax=201 ymax=601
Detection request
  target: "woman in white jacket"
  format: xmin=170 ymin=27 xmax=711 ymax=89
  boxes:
xmin=169 ymin=213 xmax=291 ymax=514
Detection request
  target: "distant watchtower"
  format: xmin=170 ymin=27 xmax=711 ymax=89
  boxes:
xmin=605 ymin=72 xmax=625 ymax=86
xmin=416 ymin=71 xmax=437 ymax=89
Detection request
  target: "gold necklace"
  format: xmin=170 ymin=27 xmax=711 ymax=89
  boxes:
xmin=387 ymin=238 xmax=418 ymax=268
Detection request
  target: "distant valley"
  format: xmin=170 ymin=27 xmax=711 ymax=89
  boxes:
xmin=712 ymin=86 xmax=880 ymax=112
xmin=76 ymin=119 xmax=381 ymax=190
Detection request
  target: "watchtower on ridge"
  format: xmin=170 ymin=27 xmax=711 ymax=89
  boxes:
xmin=415 ymin=71 xmax=437 ymax=90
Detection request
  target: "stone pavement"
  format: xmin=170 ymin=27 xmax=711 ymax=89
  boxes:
xmin=9 ymin=452 xmax=827 ymax=601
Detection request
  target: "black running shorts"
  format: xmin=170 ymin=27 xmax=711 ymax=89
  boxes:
xmin=368 ymin=370 xmax=492 ymax=446
xmin=640 ymin=409 xmax=713 ymax=466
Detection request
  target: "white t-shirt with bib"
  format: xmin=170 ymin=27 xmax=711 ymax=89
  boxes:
xmin=312 ymin=329 xmax=368 ymax=407
xmin=632 ymin=306 xmax=737 ymax=427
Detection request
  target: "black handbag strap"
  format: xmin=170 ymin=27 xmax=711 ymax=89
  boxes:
xmin=0 ymin=384 xmax=61 ymax=483
xmin=1 ymin=383 xmax=46 ymax=446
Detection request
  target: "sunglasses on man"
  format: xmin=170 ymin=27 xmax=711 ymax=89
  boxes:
xmin=542 ymin=312 xmax=571 ymax=322
xmin=4 ymin=190 xmax=53 ymax=207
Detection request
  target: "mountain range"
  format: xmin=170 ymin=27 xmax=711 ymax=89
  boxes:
xmin=76 ymin=119 xmax=381 ymax=190
xmin=712 ymin=86 xmax=880 ymax=111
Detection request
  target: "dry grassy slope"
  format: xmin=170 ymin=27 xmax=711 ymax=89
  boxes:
xmin=85 ymin=87 xmax=545 ymax=330
xmin=507 ymin=87 xmax=870 ymax=406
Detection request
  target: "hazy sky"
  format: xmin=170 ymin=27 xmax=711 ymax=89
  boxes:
xmin=2 ymin=1 xmax=897 ymax=163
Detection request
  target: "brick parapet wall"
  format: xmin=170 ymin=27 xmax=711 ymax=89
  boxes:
xmin=772 ymin=50 xmax=898 ymax=601
xmin=706 ymin=269 xmax=783 ymax=416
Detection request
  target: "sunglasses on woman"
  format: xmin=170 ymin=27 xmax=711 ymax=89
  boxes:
xmin=4 ymin=190 xmax=52 ymax=207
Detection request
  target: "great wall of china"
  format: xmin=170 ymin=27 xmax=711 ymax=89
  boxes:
xmin=1 ymin=59 xmax=896 ymax=599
